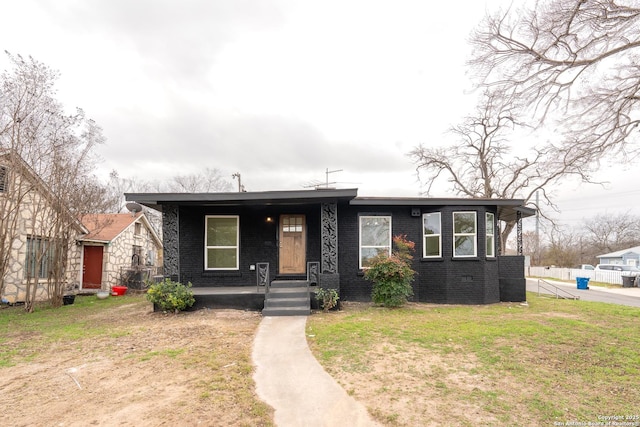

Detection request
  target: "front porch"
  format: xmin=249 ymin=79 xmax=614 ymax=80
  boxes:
xmin=189 ymin=285 xmax=321 ymax=312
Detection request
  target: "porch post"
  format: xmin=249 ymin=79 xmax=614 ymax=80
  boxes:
xmin=320 ymin=202 xmax=340 ymax=290
xmin=162 ymin=204 xmax=180 ymax=281
xmin=517 ymin=210 xmax=523 ymax=256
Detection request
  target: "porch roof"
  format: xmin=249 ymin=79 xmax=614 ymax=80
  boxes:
xmin=125 ymin=188 xmax=535 ymax=222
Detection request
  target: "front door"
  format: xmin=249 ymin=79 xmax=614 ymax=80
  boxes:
xmin=83 ymin=245 xmax=104 ymax=289
xmin=279 ymin=214 xmax=306 ymax=274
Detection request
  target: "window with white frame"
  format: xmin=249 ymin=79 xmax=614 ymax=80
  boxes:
xmin=359 ymin=215 xmax=391 ymax=268
xmin=205 ymin=215 xmax=239 ymax=270
xmin=422 ymin=212 xmax=441 ymax=258
xmin=453 ymin=212 xmax=477 ymax=257
xmin=486 ymin=213 xmax=495 ymax=257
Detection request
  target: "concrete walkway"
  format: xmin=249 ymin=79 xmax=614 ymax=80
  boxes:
xmin=252 ymin=316 xmax=380 ymax=427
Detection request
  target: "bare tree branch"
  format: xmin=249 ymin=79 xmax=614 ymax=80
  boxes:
xmin=470 ymin=0 xmax=640 ymax=159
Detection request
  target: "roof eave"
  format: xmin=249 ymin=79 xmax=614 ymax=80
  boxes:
xmin=125 ymin=188 xmax=359 ymax=211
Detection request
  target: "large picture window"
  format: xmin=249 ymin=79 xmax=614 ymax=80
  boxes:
xmin=25 ymin=236 xmax=53 ymax=279
xmin=205 ymin=215 xmax=239 ymax=270
xmin=486 ymin=213 xmax=495 ymax=258
xmin=453 ymin=212 xmax=477 ymax=257
xmin=422 ymin=212 xmax=441 ymax=258
xmin=359 ymin=215 xmax=391 ymax=268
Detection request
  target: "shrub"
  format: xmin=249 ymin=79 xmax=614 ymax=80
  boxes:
xmin=146 ymin=278 xmax=195 ymax=313
xmin=364 ymin=235 xmax=416 ymax=308
xmin=315 ymin=287 xmax=339 ymax=312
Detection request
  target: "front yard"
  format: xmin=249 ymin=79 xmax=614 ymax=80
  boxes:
xmin=1 ymin=293 xmax=639 ymax=426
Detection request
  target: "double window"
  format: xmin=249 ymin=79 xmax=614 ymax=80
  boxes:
xmin=453 ymin=212 xmax=477 ymax=257
xmin=359 ymin=215 xmax=391 ymax=268
xmin=205 ymin=215 xmax=239 ymax=270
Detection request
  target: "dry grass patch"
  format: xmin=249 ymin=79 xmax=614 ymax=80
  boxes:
xmin=0 ymin=295 xmax=273 ymax=427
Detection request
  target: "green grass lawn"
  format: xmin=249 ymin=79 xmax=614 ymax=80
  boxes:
xmin=307 ymin=293 xmax=640 ymax=426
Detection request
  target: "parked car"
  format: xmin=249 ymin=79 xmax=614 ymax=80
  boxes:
xmin=595 ymin=264 xmax=640 ymax=274
xmin=577 ymin=264 xmax=594 ymax=270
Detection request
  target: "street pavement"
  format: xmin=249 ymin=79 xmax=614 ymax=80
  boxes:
xmin=526 ymin=277 xmax=640 ymax=308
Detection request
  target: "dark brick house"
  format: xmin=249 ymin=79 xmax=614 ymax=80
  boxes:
xmin=126 ymin=188 xmax=534 ymax=307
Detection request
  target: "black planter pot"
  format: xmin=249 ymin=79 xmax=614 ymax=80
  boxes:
xmin=63 ymin=295 xmax=76 ymax=305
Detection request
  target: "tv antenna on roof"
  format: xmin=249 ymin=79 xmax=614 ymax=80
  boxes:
xmin=304 ymin=168 xmax=343 ymax=189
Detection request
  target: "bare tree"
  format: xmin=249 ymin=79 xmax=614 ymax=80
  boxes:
xmin=168 ymin=168 xmax=232 ymax=193
xmin=1 ymin=53 xmax=106 ymax=311
xmin=540 ymin=227 xmax=581 ymax=268
xmin=470 ymin=0 xmax=640 ymax=160
xmin=410 ymin=90 xmax=596 ymax=247
xmin=582 ymin=212 xmax=640 ymax=254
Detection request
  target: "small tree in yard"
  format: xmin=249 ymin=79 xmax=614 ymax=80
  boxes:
xmin=364 ymin=235 xmax=416 ymax=308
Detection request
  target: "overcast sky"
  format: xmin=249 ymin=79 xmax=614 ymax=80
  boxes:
xmin=0 ymin=0 xmax=635 ymax=227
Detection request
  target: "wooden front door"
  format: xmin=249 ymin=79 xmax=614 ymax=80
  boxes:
xmin=279 ymin=214 xmax=306 ymax=274
xmin=83 ymin=246 xmax=104 ymax=289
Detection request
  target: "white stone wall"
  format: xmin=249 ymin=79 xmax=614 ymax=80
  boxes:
xmin=1 ymin=172 xmax=81 ymax=304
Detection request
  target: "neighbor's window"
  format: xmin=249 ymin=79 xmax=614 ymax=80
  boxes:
xmin=25 ymin=236 xmax=53 ymax=279
xmin=205 ymin=215 xmax=239 ymax=270
xmin=0 ymin=166 xmax=7 ymax=193
xmin=359 ymin=215 xmax=391 ymax=268
xmin=453 ymin=212 xmax=477 ymax=257
xmin=132 ymin=245 xmax=143 ymax=266
xmin=486 ymin=213 xmax=495 ymax=258
xmin=422 ymin=212 xmax=441 ymax=258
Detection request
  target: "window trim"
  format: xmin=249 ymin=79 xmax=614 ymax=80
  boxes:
xmin=422 ymin=212 xmax=442 ymax=258
xmin=358 ymin=215 xmax=392 ymax=269
xmin=204 ymin=215 xmax=239 ymax=270
xmin=486 ymin=212 xmax=495 ymax=258
xmin=453 ymin=211 xmax=477 ymax=258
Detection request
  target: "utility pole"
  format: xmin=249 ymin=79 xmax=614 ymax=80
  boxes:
xmin=232 ymin=172 xmax=245 ymax=192
xmin=535 ymin=190 xmax=540 ymax=266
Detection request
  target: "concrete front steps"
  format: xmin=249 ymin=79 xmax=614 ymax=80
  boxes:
xmin=262 ymin=280 xmax=310 ymax=316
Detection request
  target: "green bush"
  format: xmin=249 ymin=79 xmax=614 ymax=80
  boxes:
xmin=315 ymin=287 xmax=339 ymax=312
xmin=146 ymin=278 xmax=195 ymax=313
xmin=364 ymin=235 xmax=416 ymax=308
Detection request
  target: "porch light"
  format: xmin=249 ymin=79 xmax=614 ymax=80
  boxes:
xmin=265 ymin=216 xmax=274 ymax=223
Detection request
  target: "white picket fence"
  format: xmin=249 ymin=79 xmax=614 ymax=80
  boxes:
xmin=528 ymin=266 xmax=633 ymax=286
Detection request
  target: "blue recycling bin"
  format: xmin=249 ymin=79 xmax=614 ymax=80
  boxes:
xmin=576 ymin=277 xmax=590 ymax=290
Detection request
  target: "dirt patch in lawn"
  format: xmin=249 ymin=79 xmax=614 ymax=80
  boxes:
xmin=0 ymin=298 xmax=273 ymax=427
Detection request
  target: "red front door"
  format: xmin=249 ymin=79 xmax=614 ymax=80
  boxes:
xmin=83 ymin=246 xmax=104 ymax=289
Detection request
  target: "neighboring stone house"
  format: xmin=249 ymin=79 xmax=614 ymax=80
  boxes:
xmin=79 ymin=213 xmax=163 ymax=291
xmin=0 ymin=151 xmax=87 ymax=304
